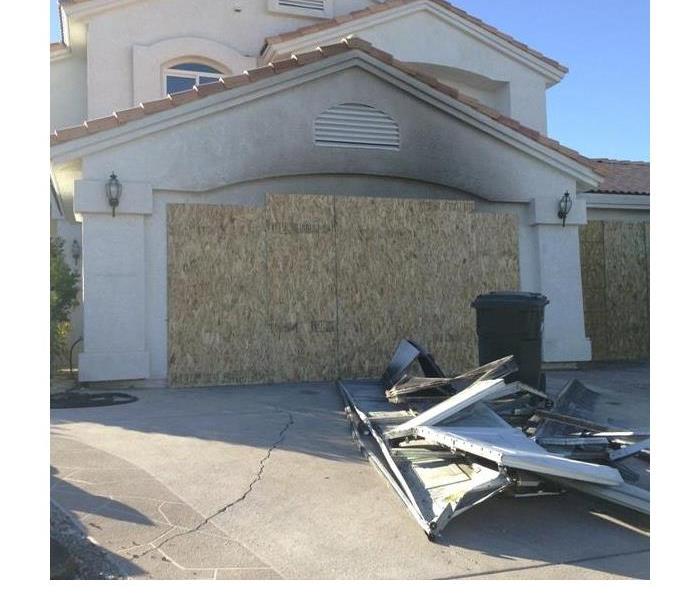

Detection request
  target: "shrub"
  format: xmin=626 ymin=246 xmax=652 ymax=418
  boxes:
xmin=50 ymin=237 xmax=80 ymax=371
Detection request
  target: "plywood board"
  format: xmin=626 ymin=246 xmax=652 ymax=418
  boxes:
xmin=266 ymin=195 xmax=338 ymax=382
xmin=335 ymin=197 xmax=519 ymax=378
xmin=579 ymin=220 xmax=649 ymax=360
xmin=168 ymin=195 xmax=520 ymax=385
xmin=168 ymin=204 xmax=270 ymax=386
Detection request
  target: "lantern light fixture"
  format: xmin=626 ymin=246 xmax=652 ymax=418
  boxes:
xmin=105 ymin=172 xmax=122 ymax=217
xmin=71 ymin=239 xmax=81 ymax=267
xmin=558 ymin=191 xmax=572 ymax=227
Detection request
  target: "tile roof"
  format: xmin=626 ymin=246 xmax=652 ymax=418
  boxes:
xmin=50 ymin=37 xmax=593 ymax=173
xmin=587 ymin=159 xmax=650 ymax=195
xmin=50 ymin=42 xmax=67 ymax=52
xmin=264 ymin=0 xmax=568 ymax=73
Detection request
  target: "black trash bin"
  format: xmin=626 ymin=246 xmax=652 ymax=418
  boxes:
xmin=471 ymin=291 xmax=549 ymax=390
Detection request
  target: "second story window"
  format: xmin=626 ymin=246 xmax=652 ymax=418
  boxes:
xmin=164 ymin=62 xmax=224 ymax=95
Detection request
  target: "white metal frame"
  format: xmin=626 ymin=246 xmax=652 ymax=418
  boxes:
xmin=162 ymin=63 xmax=225 ymax=96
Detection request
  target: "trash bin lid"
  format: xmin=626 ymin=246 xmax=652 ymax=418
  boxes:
xmin=471 ymin=291 xmax=549 ymax=309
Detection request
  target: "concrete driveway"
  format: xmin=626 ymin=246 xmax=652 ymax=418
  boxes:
xmin=50 ymin=366 xmax=650 ymax=579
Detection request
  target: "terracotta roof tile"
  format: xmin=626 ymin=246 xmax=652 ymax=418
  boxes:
xmin=517 ymin=124 xmax=541 ymax=141
xmin=52 ymin=123 xmax=88 ymax=145
xmin=221 ymin=73 xmax=251 ymax=89
xmin=363 ymin=45 xmax=395 ymax=64
xmin=345 ymin=37 xmax=374 ymax=52
xmin=335 ymin=14 xmax=355 ymax=25
xmin=271 ymin=57 xmax=298 ymax=73
xmin=141 ymin=97 xmax=173 ymax=114
xmin=496 ymin=115 xmax=521 ymax=130
xmin=85 ymin=115 xmax=119 ymax=133
xmin=51 ymin=37 xmax=590 ymax=173
xmin=293 ymin=48 xmax=325 ymax=66
xmin=431 ymin=80 xmax=460 ymax=99
xmin=587 ymin=159 xmax=650 ymax=195
xmin=264 ymin=0 xmax=567 ymax=73
xmin=412 ymin=70 xmax=440 ymax=87
xmin=115 ymin=106 xmax=146 ymax=124
xmin=195 ymin=80 xmax=227 ymax=97
xmin=169 ymin=89 xmax=199 ymax=106
xmin=245 ymin=64 xmax=276 ymax=82
xmin=320 ymin=41 xmax=352 ymax=57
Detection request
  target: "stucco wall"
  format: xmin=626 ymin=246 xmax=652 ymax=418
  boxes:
xmin=66 ymin=60 xmax=591 ymax=381
xmin=51 ymin=52 xmax=88 ymax=131
xmin=81 ymin=0 xmax=374 ymax=117
xmin=284 ymin=7 xmax=551 ymax=132
xmin=55 ymin=0 xmax=556 ymax=135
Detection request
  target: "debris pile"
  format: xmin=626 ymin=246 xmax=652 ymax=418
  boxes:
xmin=340 ymin=339 xmax=649 ymax=540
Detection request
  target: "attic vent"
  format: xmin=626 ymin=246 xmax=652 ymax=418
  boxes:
xmin=314 ymin=103 xmax=400 ymax=150
xmin=278 ymin=0 xmax=325 ymax=11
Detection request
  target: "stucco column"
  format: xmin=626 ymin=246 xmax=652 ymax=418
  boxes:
xmin=74 ymin=180 xmax=153 ymax=381
xmin=519 ymin=195 xmax=592 ymax=363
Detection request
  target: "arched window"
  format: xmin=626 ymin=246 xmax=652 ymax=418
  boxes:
xmin=164 ymin=61 xmax=224 ymax=95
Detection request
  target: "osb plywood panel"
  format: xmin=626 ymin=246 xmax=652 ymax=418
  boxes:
xmin=580 ymin=220 xmax=649 ymax=361
xmin=335 ymin=197 xmax=519 ymax=378
xmin=168 ymin=204 xmax=270 ymax=386
xmin=604 ymin=221 xmax=649 ymax=359
xmin=266 ymin=195 xmax=337 ymax=382
xmin=168 ymin=196 xmax=519 ymax=385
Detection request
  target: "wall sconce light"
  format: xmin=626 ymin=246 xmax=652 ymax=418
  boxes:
xmin=558 ymin=191 xmax=572 ymax=227
xmin=105 ymin=172 xmax=122 ymax=217
xmin=71 ymin=239 xmax=81 ymax=267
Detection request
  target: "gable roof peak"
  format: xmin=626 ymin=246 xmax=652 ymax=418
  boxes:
xmin=264 ymin=0 xmax=568 ymax=74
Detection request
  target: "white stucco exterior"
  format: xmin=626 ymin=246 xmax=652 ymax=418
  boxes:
xmin=51 ymin=0 xmax=641 ymax=383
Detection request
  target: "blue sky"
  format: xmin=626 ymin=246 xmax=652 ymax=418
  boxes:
xmin=49 ymin=0 xmax=649 ymax=160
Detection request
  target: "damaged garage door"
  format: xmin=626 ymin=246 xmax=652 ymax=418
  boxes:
xmin=167 ymin=195 xmax=519 ymax=385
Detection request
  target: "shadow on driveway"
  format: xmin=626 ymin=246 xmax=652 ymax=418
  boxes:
xmin=50 ymin=378 xmax=649 ymax=579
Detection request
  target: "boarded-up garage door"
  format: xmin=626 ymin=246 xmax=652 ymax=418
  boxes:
xmin=168 ymin=195 xmax=519 ymax=385
xmin=579 ymin=220 xmax=649 ymax=360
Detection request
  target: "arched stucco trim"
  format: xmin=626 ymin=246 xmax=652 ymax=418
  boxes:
xmin=156 ymin=173 xmax=490 ymax=204
xmin=132 ymin=36 xmax=256 ymax=106
xmin=161 ymin=56 xmax=230 ymax=74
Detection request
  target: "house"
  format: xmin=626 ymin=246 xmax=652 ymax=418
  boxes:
xmin=50 ymin=0 xmax=649 ymax=385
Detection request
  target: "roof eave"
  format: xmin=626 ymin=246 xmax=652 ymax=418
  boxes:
xmin=50 ymin=47 xmax=597 ymax=187
xmin=262 ymin=1 xmax=568 ymax=84
xmin=60 ymin=0 xmax=145 ymax=21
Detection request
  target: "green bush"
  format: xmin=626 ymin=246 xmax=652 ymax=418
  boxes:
xmin=51 ymin=237 xmax=80 ymax=371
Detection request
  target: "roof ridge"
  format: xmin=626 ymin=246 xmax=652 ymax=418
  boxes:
xmin=51 ymin=36 xmax=592 ymax=173
xmin=264 ymin=0 xmax=567 ymax=73
xmin=589 ymin=158 xmax=650 ymax=166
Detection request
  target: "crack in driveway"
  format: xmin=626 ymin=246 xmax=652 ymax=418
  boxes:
xmin=132 ymin=411 xmax=295 ymax=560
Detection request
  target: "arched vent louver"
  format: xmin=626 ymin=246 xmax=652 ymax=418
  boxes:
xmin=278 ymin=0 xmax=326 ymax=11
xmin=314 ymin=103 xmax=400 ymax=150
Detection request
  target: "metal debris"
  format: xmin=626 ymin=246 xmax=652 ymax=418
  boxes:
xmin=384 ymin=354 xmax=518 ymax=403
xmin=340 ymin=339 xmax=650 ymax=539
